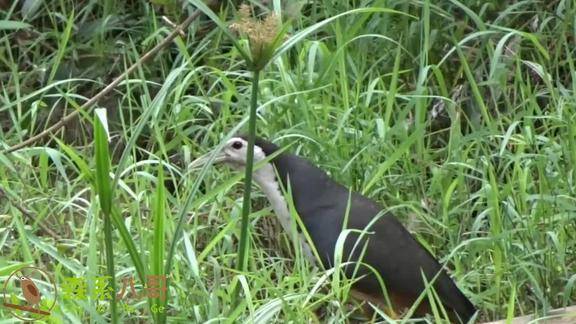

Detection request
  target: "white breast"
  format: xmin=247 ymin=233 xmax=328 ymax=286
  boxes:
xmin=253 ymin=164 xmax=316 ymax=262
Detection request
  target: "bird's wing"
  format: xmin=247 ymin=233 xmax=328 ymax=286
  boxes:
xmin=272 ymin=153 xmax=474 ymax=320
xmin=343 ymin=193 xmax=475 ymax=321
xmin=26 ymin=283 xmax=39 ymax=296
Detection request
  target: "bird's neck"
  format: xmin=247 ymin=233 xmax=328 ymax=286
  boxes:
xmin=253 ymin=162 xmax=316 ymax=261
xmin=253 ymin=163 xmax=293 ymax=234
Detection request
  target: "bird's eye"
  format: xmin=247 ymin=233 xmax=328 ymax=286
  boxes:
xmin=231 ymin=141 xmax=243 ymax=150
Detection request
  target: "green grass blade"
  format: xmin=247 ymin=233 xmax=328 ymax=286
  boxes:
xmin=186 ymin=0 xmax=251 ymax=61
xmin=362 ymin=128 xmax=423 ymax=194
xmin=151 ymin=164 xmax=166 ymax=322
xmin=270 ymin=7 xmax=414 ymax=63
xmin=93 ymin=108 xmax=117 ymax=323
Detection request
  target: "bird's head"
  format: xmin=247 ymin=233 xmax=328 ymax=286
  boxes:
xmin=18 ymin=275 xmax=30 ymax=281
xmin=190 ymin=136 xmax=271 ymax=171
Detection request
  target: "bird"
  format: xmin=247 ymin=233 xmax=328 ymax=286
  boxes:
xmin=18 ymin=275 xmax=42 ymax=309
xmin=192 ymin=135 xmax=476 ymax=322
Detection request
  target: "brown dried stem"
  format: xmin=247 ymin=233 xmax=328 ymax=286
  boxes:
xmin=3 ymin=5 xmax=210 ymax=154
xmin=0 ymin=188 xmax=59 ymax=240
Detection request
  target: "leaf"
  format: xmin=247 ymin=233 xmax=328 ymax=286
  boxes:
xmin=55 ymin=138 xmax=93 ymax=182
xmin=186 ymin=0 xmax=251 ymax=62
xmin=271 ymin=7 xmax=413 ymax=63
xmin=182 ymin=231 xmax=199 ymax=278
xmin=22 ymin=0 xmax=44 ymax=17
xmin=150 ymin=165 xmax=166 ymax=322
xmin=93 ymin=108 xmax=118 ymax=322
xmin=26 ymin=234 xmax=84 ymax=274
xmin=362 ymin=128 xmax=423 ymax=194
xmin=0 ymin=20 xmax=31 ymax=30
xmin=94 ymin=108 xmax=110 ymax=142
xmin=0 ymin=263 xmax=33 ymax=276
xmin=151 ymin=166 xmax=166 ymax=277
xmin=94 ymin=110 xmax=112 ymax=214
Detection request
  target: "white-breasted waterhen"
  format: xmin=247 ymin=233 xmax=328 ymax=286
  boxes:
xmin=192 ymin=135 xmax=476 ymax=322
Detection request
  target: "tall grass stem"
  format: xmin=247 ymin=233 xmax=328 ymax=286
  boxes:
xmin=237 ymin=69 xmax=261 ymax=272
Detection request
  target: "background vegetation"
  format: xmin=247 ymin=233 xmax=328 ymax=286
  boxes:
xmin=1 ymin=0 xmax=575 ymax=322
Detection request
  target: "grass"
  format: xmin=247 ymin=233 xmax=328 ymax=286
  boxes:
xmin=1 ymin=0 xmax=575 ymax=322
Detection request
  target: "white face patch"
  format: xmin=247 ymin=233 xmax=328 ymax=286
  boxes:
xmin=221 ymin=137 xmax=267 ymax=169
xmin=221 ymin=137 xmax=316 ymax=262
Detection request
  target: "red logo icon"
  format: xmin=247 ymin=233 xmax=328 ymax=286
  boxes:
xmin=2 ymin=266 xmax=57 ymax=321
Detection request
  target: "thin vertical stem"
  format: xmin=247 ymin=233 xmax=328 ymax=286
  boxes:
xmin=237 ymin=69 xmax=261 ymax=271
xmin=103 ymin=213 xmax=117 ymax=323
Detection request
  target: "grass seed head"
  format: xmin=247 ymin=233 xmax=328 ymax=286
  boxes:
xmin=230 ymin=4 xmax=281 ymax=70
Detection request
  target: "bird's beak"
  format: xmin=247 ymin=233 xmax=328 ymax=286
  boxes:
xmin=188 ymin=151 xmax=227 ymax=170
